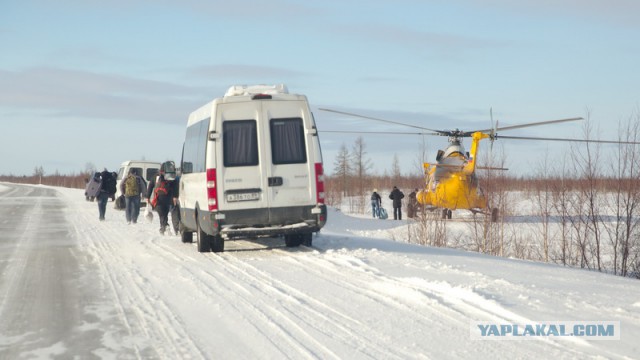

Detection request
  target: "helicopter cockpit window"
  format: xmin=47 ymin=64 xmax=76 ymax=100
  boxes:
xmin=448 ymin=151 xmax=466 ymax=158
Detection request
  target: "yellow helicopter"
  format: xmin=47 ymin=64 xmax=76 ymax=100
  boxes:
xmin=319 ymin=108 xmax=639 ymax=221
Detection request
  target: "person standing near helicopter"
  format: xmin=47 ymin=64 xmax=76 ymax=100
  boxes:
xmin=371 ymin=189 xmax=382 ymax=218
xmin=389 ymin=186 xmax=405 ymax=220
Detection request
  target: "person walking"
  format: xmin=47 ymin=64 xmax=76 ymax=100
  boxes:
xmin=148 ymin=174 xmax=173 ymax=235
xmin=371 ymin=189 xmax=382 ymax=218
xmin=97 ymin=168 xmax=116 ymax=221
xmin=120 ymin=168 xmax=147 ymax=224
xmin=389 ymin=186 xmax=405 ymax=220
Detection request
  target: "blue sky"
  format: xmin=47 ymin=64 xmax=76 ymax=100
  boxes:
xmin=1 ymin=0 xmax=639 ymax=177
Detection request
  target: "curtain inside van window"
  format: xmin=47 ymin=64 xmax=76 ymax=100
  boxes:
xmin=223 ymin=120 xmax=258 ymax=167
xmin=271 ymin=118 xmax=306 ymax=164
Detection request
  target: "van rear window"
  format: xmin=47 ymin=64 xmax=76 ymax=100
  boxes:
xmin=271 ymin=118 xmax=306 ymax=164
xmin=223 ymin=120 xmax=259 ymax=167
xmin=146 ymin=168 xmax=158 ymax=181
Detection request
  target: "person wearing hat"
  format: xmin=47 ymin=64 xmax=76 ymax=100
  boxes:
xmin=389 ymin=186 xmax=405 ymax=220
xmin=371 ymin=189 xmax=382 ymax=218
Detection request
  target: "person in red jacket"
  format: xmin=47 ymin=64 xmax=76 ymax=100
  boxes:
xmin=147 ymin=173 xmax=174 ymax=235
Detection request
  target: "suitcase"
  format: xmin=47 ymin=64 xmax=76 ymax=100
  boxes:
xmin=85 ymin=175 xmax=102 ymax=198
xmin=379 ymin=207 xmax=388 ymax=219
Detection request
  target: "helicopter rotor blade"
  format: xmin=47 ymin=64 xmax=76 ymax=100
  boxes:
xmin=318 ymin=108 xmax=448 ymax=135
xmin=470 ymin=117 xmax=584 ymax=134
xmin=496 ymin=135 xmax=640 ymax=145
xmin=477 ymin=166 xmax=509 ymax=171
xmin=319 ymin=130 xmax=443 ymax=136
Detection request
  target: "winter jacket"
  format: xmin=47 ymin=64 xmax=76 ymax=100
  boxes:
xmin=389 ymin=188 xmax=405 ymax=208
xmin=371 ymin=192 xmax=381 ymax=205
xmin=147 ymin=176 xmax=173 ymax=208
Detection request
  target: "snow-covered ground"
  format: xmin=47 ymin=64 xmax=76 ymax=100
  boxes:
xmin=1 ymin=183 xmax=639 ymax=359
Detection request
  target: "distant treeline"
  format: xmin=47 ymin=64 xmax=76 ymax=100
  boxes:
xmin=2 ymin=171 xmax=638 ymax=195
xmin=0 ymin=173 xmax=89 ymax=189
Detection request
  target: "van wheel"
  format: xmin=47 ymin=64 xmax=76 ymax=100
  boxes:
xmin=301 ymin=233 xmax=312 ymax=247
xmin=285 ymin=234 xmax=303 ymax=247
xmin=211 ymin=234 xmax=224 ymax=253
xmin=285 ymin=233 xmax=311 ymax=247
xmin=196 ymin=222 xmax=212 ymax=253
xmin=181 ymin=228 xmax=193 ymax=243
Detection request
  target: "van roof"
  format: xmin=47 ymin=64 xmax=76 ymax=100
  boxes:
xmin=120 ymin=160 xmax=162 ymax=166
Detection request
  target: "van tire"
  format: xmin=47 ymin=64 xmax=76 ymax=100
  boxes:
xmin=285 ymin=233 xmax=312 ymax=247
xmin=211 ymin=234 xmax=224 ymax=253
xmin=181 ymin=229 xmax=193 ymax=243
xmin=196 ymin=220 xmax=212 ymax=253
xmin=301 ymin=233 xmax=312 ymax=247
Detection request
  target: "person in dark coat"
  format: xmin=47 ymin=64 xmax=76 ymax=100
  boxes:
xmin=371 ymin=189 xmax=382 ymax=218
xmin=408 ymin=188 xmax=418 ymax=218
xmin=389 ymin=186 xmax=405 ymax=220
xmin=147 ymin=174 xmax=173 ymax=234
xmin=97 ymin=169 xmax=115 ymax=221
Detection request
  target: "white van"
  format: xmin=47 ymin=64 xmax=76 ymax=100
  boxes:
xmin=179 ymin=84 xmax=327 ymax=252
xmin=114 ymin=160 xmax=161 ymax=208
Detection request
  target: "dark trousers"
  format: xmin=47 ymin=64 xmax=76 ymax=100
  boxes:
xmin=97 ymin=193 xmax=109 ymax=220
xmin=393 ymin=207 xmax=402 ymax=220
xmin=157 ymin=204 xmax=170 ymax=233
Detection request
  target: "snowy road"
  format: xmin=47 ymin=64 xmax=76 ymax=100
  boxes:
xmin=1 ymin=183 xmax=639 ymax=359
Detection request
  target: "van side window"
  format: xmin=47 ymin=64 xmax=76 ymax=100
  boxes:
xmin=183 ymin=119 xmax=209 ymax=173
xmin=271 ymin=118 xmax=306 ymax=164
xmin=223 ymin=120 xmax=259 ymax=167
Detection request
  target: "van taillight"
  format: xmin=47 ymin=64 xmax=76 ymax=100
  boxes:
xmin=315 ymin=163 xmax=325 ymax=204
xmin=206 ymin=168 xmax=218 ymax=211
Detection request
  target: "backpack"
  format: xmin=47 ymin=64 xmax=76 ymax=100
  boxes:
xmin=379 ymin=208 xmax=388 ymax=220
xmin=124 ymin=175 xmax=139 ymax=196
xmin=103 ymin=172 xmax=117 ymax=195
xmin=150 ymin=180 xmax=169 ymax=208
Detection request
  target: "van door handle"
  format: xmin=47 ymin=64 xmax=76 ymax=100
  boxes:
xmin=268 ymin=177 xmax=283 ymax=187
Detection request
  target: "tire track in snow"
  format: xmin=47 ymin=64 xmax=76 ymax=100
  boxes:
xmin=279 ymin=246 xmax=589 ymax=357
xmin=66 ymin=196 xmax=206 ymax=359
xmin=216 ymin=251 xmax=412 ymax=359
xmin=149 ymin=240 xmax=341 ymax=359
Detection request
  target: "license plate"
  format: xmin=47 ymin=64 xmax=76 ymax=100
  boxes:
xmin=226 ymin=192 xmax=260 ymax=202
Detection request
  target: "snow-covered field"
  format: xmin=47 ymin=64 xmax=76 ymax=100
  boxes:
xmin=1 ymin=183 xmax=639 ymax=359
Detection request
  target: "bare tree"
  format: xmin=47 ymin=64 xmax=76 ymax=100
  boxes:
xmin=33 ymin=166 xmax=44 ymax=184
xmin=533 ymin=148 xmax=553 ymax=262
xmin=332 ymin=143 xmax=352 ymax=207
xmin=351 ymin=137 xmax=372 ymax=213
xmin=550 ymin=154 xmax=573 ymax=266
xmin=606 ymin=115 xmax=640 ymax=276
xmin=391 ymin=153 xmax=401 ymax=182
